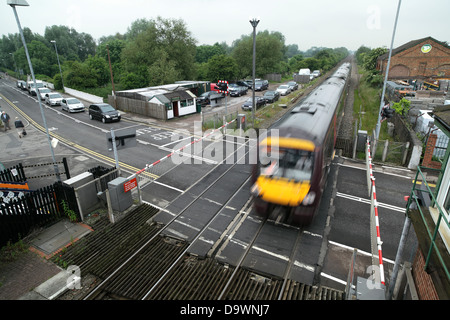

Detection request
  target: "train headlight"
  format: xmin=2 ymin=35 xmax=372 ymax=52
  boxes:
xmin=302 ymin=191 xmax=316 ymax=206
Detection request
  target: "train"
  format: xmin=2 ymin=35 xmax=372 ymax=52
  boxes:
xmin=251 ymin=62 xmax=351 ymax=226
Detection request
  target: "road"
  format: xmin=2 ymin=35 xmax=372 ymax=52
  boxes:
xmin=0 ymin=75 xmax=418 ymax=295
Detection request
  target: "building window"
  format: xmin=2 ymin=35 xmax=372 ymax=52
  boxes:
xmin=181 ymin=99 xmax=194 ymax=108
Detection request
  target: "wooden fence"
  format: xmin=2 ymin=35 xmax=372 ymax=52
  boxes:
xmin=108 ymin=95 xmax=167 ymax=120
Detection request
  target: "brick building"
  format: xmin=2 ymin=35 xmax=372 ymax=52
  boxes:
xmin=377 ymin=36 xmax=450 ymax=81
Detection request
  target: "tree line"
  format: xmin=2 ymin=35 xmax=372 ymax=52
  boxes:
xmin=0 ymin=17 xmax=348 ymax=94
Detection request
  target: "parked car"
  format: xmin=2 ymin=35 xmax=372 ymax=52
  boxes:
xmin=254 ymin=80 xmax=269 ymax=91
xmin=228 ymin=83 xmax=248 ymax=97
xmin=38 ymin=88 xmax=52 ymax=101
xmin=287 ymin=81 xmax=298 ymax=91
xmin=45 ymin=92 xmax=63 ymax=106
xmin=17 ymin=80 xmax=26 ymax=90
xmin=61 ymin=98 xmax=85 ymax=113
xmin=312 ymin=70 xmax=321 ymax=78
xmin=88 ymin=103 xmax=121 ymax=123
xmin=241 ymin=96 xmax=266 ymax=111
xmin=196 ymin=91 xmax=224 ymax=106
xmin=276 ymin=85 xmax=291 ymax=96
xmin=263 ymin=90 xmax=280 ymax=103
xmin=27 ymin=80 xmax=45 ymax=96
xmin=236 ymin=80 xmax=252 ymax=89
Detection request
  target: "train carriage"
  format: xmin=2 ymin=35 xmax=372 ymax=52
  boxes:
xmin=251 ymin=63 xmax=351 ymax=226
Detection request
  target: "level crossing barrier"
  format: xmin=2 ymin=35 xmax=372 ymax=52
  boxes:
xmin=366 ymin=138 xmax=385 ymax=286
xmin=125 ymin=118 xmax=238 ymax=203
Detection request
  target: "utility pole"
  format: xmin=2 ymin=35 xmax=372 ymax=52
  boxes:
xmin=375 ymin=0 xmax=402 ymax=139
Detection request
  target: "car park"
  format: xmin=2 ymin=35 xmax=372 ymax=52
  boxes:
xmin=263 ymin=90 xmax=280 ymax=103
xmin=61 ymin=97 xmax=85 ymax=113
xmin=38 ymin=88 xmax=52 ymax=101
xmin=287 ymin=81 xmax=298 ymax=91
xmin=88 ymin=103 xmax=121 ymax=123
xmin=45 ymin=92 xmax=63 ymax=106
xmin=241 ymin=96 xmax=266 ymax=111
xmin=276 ymin=85 xmax=291 ymax=96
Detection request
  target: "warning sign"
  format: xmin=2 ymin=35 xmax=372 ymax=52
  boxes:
xmin=124 ymin=177 xmax=137 ymax=192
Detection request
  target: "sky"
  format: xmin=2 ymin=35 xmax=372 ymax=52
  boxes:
xmin=1 ymin=0 xmax=449 ymax=51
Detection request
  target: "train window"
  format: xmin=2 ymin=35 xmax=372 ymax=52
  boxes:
xmin=261 ymin=149 xmax=314 ymax=181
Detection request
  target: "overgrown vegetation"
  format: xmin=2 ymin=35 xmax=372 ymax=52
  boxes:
xmin=354 ymin=45 xmax=391 ymax=140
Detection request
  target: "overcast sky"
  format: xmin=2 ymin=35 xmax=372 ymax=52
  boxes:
xmin=1 ymin=0 xmax=449 ymax=51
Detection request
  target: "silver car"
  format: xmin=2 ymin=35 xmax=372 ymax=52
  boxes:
xmin=38 ymin=88 xmax=52 ymax=101
xmin=61 ymin=98 xmax=85 ymax=113
xmin=45 ymin=92 xmax=63 ymax=106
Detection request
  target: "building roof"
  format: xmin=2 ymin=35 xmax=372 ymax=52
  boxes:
xmin=116 ymin=81 xmax=208 ymax=102
xmin=377 ymin=36 xmax=450 ymax=61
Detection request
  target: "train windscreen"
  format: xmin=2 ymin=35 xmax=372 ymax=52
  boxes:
xmin=260 ymin=149 xmax=314 ymax=182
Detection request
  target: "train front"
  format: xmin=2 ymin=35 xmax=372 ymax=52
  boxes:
xmin=251 ymin=133 xmax=320 ymax=226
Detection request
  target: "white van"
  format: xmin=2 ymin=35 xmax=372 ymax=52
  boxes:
xmin=27 ymin=80 xmax=44 ymax=96
xmin=299 ymin=68 xmax=311 ymax=75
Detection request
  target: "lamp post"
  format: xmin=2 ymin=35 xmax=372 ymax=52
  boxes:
xmin=250 ymin=17 xmax=260 ymax=128
xmin=50 ymin=40 xmax=64 ymax=92
xmin=7 ymin=0 xmax=61 ymax=181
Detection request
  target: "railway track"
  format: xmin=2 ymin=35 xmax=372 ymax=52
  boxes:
xmin=54 ymin=135 xmax=344 ymax=300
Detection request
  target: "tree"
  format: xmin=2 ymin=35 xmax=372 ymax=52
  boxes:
xmin=231 ymin=30 xmax=286 ymax=78
xmin=148 ymin=49 xmax=180 ymax=86
xmin=121 ymin=17 xmax=196 ymax=86
xmin=363 ymin=47 xmax=387 ymax=71
xmin=392 ymin=98 xmax=411 ymax=116
xmin=85 ymin=55 xmax=110 ymax=86
xmin=195 ymin=43 xmax=226 ymax=64
xmin=206 ymin=54 xmax=238 ymax=82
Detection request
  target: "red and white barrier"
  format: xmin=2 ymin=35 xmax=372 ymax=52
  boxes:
xmin=366 ymin=140 xmax=385 ymax=286
xmin=135 ymin=118 xmax=236 ymax=176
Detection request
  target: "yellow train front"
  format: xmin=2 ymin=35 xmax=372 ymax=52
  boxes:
xmin=251 ymin=62 xmax=351 ymax=226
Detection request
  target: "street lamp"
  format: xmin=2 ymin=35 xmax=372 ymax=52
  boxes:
xmin=7 ymin=0 xmax=61 ymax=181
xmin=250 ymin=17 xmax=260 ymax=128
xmin=50 ymin=40 xmax=64 ymax=91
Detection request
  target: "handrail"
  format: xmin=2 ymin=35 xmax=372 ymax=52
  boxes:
xmin=408 ymin=166 xmax=450 ymax=282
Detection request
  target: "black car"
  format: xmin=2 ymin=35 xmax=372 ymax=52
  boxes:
xmin=88 ymin=103 xmax=121 ymax=123
xmin=263 ymin=90 xmax=280 ymax=103
xmin=228 ymin=83 xmax=248 ymax=97
xmin=287 ymin=81 xmax=299 ymax=91
xmin=236 ymin=80 xmax=252 ymax=89
xmin=254 ymin=80 xmax=269 ymax=91
xmin=196 ymin=91 xmax=224 ymax=106
xmin=241 ymin=96 xmax=266 ymax=111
